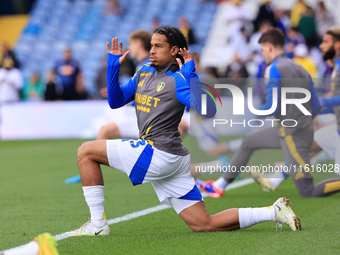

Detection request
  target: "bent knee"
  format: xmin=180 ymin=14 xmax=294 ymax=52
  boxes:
xmin=77 ymin=141 xmax=93 ymax=163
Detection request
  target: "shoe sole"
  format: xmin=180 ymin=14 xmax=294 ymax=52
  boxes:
xmin=281 ymin=197 xmax=302 ymax=231
xmin=66 ymin=230 xmax=111 ymax=236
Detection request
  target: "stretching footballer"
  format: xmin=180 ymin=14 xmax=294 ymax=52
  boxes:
xmin=67 ymin=27 xmax=301 ymax=236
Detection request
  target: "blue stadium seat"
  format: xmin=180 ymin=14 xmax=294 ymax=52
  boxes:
xmin=15 ymin=0 xmax=217 ymax=97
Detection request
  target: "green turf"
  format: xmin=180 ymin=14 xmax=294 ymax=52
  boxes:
xmin=1 ymin=138 xmax=340 ymax=254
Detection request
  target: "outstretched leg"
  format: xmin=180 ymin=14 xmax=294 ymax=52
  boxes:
xmin=178 ymin=198 xmax=301 ymax=232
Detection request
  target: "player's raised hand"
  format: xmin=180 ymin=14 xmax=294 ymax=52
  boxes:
xmin=107 ymin=37 xmax=130 ymax=65
xmin=176 ymin=48 xmax=193 ymax=69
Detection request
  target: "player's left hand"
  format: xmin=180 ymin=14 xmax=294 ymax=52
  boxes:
xmin=176 ymin=48 xmax=193 ymax=69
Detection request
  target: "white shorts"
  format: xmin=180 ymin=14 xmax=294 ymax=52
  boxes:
xmin=317 ymin=113 xmax=336 ymax=127
xmin=106 ymin=139 xmax=203 ymax=214
xmin=314 ymin=122 xmax=340 ymax=174
xmin=115 ymin=106 xmax=139 ymax=138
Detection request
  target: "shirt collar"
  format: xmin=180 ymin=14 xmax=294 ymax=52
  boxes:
xmin=271 ymin=53 xmax=285 ymax=64
xmin=155 ymin=62 xmax=178 ymax=73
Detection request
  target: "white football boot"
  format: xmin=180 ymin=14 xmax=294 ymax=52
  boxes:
xmin=66 ymin=220 xmax=111 ymax=236
xmin=250 ymin=169 xmax=276 ymax=192
xmin=273 ymin=197 xmax=302 ymax=231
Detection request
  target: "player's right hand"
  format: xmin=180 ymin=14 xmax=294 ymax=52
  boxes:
xmin=107 ymin=37 xmax=130 ymax=65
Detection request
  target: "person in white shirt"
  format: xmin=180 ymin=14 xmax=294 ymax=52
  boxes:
xmin=0 ymin=58 xmax=23 ymax=104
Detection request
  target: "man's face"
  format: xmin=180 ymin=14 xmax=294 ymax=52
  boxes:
xmin=2 ymin=44 xmax=8 ymax=53
xmin=64 ymin=50 xmax=72 ymax=61
xmin=179 ymin=17 xmax=187 ymax=28
xmin=260 ymin=43 xmax=272 ymax=64
xmin=31 ymin=73 xmax=39 ymax=84
xmin=320 ymin=34 xmax=336 ymax=60
xmin=129 ymin=39 xmax=140 ymax=60
xmin=150 ymin=33 xmax=178 ymax=68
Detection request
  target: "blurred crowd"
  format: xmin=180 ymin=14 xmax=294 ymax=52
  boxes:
xmin=0 ymin=0 xmax=336 ymax=105
xmin=0 ymin=6 xmax=201 ymax=105
xmin=206 ymin=0 xmax=335 ymax=97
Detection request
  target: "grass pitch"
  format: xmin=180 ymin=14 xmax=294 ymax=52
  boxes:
xmin=0 ymin=137 xmax=340 ymax=254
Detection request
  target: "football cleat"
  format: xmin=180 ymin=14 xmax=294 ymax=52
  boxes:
xmin=250 ymin=169 xmax=276 ymax=192
xmin=33 ymin=233 xmax=59 ymax=255
xmin=195 ymin=179 xmax=224 ymax=198
xmin=195 ymin=179 xmax=205 ymax=190
xmin=66 ymin=220 xmax=111 ymax=236
xmin=273 ymin=197 xmax=302 ymax=231
xmin=64 ymin=174 xmax=81 ymax=184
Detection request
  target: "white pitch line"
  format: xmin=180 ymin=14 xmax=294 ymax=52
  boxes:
xmin=54 ymin=178 xmax=255 ymax=241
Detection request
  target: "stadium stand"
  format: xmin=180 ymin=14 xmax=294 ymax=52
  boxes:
xmin=13 ymin=0 xmax=217 ymax=96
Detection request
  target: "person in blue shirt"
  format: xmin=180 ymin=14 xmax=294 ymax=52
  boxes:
xmin=54 ymin=49 xmax=86 ymax=100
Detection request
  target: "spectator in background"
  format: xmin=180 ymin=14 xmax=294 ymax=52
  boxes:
xmin=293 ymin=43 xmax=317 ymax=78
xmin=45 ymin=70 xmax=62 ymax=101
xmin=290 ymin=0 xmax=307 ymax=28
xmin=192 ymin=52 xmax=218 ymax=85
xmin=54 ymin=49 xmax=87 ymax=100
xmin=274 ymin=9 xmax=291 ymax=36
xmin=223 ymin=0 xmax=251 ymax=37
xmin=298 ymin=5 xmax=317 ymax=48
xmin=223 ymin=52 xmax=249 ymax=93
xmin=105 ymin=0 xmax=123 ymax=16
xmin=316 ymin=1 xmax=334 ymax=40
xmin=1 ymin=43 xmax=20 ymax=69
xmin=22 ymin=72 xmax=44 ymax=101
xmin=252 ymin=0 xmax=276 ymax=32
xmin=151 ymin=18 xmax=160 ymax=33
xmin=178 ymin=16 xmax=196 ymax=46
xmin=230 ymin=26 xmax=251 ymax=61
xmin=0 ymin=57 xmax=23 ymax=104
xmin=249 ymin=20 xmax=273 ymax=54
xmin=95 ymin=56 xmax=107 ymax=99
xmin=224 ymin=52 xmax=249 ymax=79
xmin=285 ymin=27 xmax=306 ymax=58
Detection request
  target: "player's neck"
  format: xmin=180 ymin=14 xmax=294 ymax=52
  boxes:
xmin=151 ymin=61 xmax=177 ymax=71
xmin=271 ymin=50 xmax=284 ymax=62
